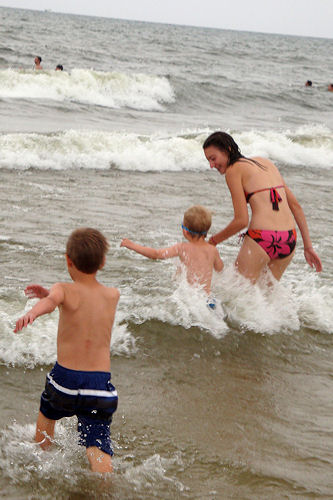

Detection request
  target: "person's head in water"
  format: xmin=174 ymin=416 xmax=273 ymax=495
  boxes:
xmin=203 ymin=131 xmax=244 ymax=174
xmin=305 ymin=80 xmax=312 ymax=87
xmin=34 ymin=56 xmax=43 ymax=69
xmin=328 ymin=84 xmax=333 ymax=92
xmin=55 ymin=64 xmax=63 ymax=71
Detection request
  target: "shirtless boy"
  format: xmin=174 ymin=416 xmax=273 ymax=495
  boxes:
xmin=121 ymin=205 xmax=223 ymax=297
xmin=14 ymin=228 xmax=119 ymax=473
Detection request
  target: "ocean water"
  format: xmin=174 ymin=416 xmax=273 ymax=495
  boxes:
xmin=1 ymin=6 xmax=333 ymax=499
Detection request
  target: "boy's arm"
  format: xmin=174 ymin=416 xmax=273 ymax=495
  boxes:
xmin=214 ymin=248 xmax=224 ymax=272
xmin=14 ymin=283 xmax=65 ymax=333
xmin=121 ymin=239 xmax=180 ymax=260
xmin=24 ymin=284 xmax=50 ymax=299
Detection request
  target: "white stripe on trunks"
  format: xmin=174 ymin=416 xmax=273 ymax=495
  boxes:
xmin=47 ymin=374 xmax=118 ymax=398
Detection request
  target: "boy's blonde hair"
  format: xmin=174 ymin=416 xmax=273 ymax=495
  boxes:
xmin=183 ymin=205 xmax=212 ymax=236
xmin=66 ymin=228 xmax=109 ymax=274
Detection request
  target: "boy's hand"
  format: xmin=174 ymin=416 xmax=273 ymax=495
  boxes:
xmin=25 ymin=285 xmax=49 ymax=299
xmin=120 ymin=238 xmax=133 ymax=249
xmin=14 ymin=312 xmax=36 ymax=333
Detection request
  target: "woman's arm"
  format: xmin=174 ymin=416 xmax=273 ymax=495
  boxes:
xmin=209 ymin=167 xmax=249 ymax=245
xmin=214 ymin=248 xmax=224 ymax=272
xmin=284 ymin=184 xmax=322 ymax=272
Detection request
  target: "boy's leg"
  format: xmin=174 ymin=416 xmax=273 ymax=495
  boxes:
xmin=35 ymin=411 xmax=56 ymax=450
xmin=86 ymin=446 xmax=113 ymax=473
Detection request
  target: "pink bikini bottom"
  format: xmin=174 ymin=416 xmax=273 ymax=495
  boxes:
xmin=246 ymin=228 xmax=297 ymax=259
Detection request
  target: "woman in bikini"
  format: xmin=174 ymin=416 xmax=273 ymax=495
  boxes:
xmin=203 ymin=131 xmax=322 ymax=282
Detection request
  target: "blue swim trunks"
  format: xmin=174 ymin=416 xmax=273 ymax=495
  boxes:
xmin=207 ymin=296 xmax=217 ymax=310
xmin=40 ymin=362 xmax=118 ymax=456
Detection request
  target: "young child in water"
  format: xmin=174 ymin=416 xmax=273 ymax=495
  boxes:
xmin=121 ymin=205 xmax=224 ymax=300
xmin=14 ymin=228 xmax=119 ymax=474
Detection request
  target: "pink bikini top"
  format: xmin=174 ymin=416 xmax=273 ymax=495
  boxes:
xmin=244 ymin=185 xmax=284 ymax=211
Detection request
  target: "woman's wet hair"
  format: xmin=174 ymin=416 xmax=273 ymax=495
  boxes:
xmin=203 ymin=131 xmax=243 ymax=165
xmin=203 ymin=131 xmax=266 ymax=170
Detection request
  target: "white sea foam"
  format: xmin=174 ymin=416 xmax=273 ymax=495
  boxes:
xmin=234 ymin=124 xmax=333 ymax=169
xmin=0 ymin=124 xmax=332 ymax=172
xmin=0 ymin=296 xmax=137 ymax=368
xmin=0 ymin=421 xmax=185 ymax=493
xmin=123 ymin=453 xmax=185 ymax=491
xmin=213 ymin=264 xmax=333 ymax=335
xmin=0 ymin=68 xmax=175 ymax=110
xmin=0 ymin=129 xmax=203 ymax=171
xmin=0 ymin=421 xmax=85 ymax=483
xmin=1 ymin=258 xmax=331 ymax=369
xmin=118 ymin=262 xmax=333 ymax=337
xmin=289 ymin=272 xmax=333 ymax=334
xmin=122 ymin=277 xmax=228 ymax=339
xmin=213 ymin=266 xmax=301 ymax=334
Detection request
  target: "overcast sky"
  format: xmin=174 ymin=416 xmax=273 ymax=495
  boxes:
xmin=1 ymin=0 xmax=333 ymax=39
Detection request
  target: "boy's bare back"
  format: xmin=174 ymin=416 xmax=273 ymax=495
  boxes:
xmin=177 ymin=239 xmax=222 ymax=293
xmin=14 ymin=228 xmax=119 ymax=372
xmin=55 ymin=280 xmax=119 ymax=372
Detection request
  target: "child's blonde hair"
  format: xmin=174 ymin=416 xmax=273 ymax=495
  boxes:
xmin=183 ymin=205 xmax=212 ymax=237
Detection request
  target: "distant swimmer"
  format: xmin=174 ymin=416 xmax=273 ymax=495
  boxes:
xmin=55 ymin=64 xmax=63 ymax=71
xmin=328 ymin=84 xmax=333 ymax=92
xmin=305 ymin=80 xmax=312 ymax=87
xmin=34 ymin=56 xmax=43 ymax=70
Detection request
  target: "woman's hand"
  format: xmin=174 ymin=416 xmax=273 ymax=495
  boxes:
xmin=304 ymin=247 xmax=322 ymax=272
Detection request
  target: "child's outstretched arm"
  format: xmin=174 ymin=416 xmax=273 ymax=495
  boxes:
xmin=14 ymin=283 xmax=64 ymax=333
xmin=121 ymin=238 xmax=180 ymax=260
xmin=24 ymin=284 xmax=50 ymax=299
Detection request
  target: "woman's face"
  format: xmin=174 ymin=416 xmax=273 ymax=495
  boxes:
xmin=204 ymin=146 xmax=229 ymax=175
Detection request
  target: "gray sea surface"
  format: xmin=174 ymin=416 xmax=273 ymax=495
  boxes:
xmin=0 ymin=6 xmax=333 ymax=499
